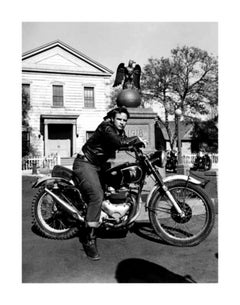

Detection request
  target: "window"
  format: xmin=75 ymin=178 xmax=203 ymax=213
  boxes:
xmin=53 ymin=85 xmax=63 ymax=107
xmin=22 ymin=84 xmax=30 ymax=102
xmin=84 ymin=87 xmax=95 ymax=108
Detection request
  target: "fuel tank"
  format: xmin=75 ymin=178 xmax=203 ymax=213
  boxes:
xmin=103 ymin=162 xmax=143 ymax=188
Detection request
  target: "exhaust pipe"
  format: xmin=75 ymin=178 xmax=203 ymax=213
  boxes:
xmin=45 ymin=188 xmax=84 ymax=222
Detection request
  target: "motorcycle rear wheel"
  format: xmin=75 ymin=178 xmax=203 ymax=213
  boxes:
xmin=32 ymin=187 xmax=79 ymax=239
xmin=148 ymin=180 xmax=215 ymax=246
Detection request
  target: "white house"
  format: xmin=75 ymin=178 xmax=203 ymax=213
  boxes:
xmin=22 ymin=40 xmax=113 ymax=161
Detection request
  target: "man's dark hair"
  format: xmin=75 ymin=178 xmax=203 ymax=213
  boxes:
xmin=104 ymin=107 xmax=130 ymax=120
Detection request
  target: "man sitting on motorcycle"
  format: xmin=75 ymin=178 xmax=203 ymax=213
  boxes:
xmin=73 ymin=106 xmax=146 ymax=260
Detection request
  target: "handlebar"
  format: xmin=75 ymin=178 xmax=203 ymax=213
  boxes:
xmin=118 ymin=141 xmax=145 ymax=152
xmin=118 ymin=145 xmax=145 ymax=160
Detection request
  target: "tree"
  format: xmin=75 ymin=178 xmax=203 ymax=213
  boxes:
xmin=22 ymin=85 xmax=31 ymax=127
xmin=191 ymin=116 xmax=218 ymax=153
xmin=171 ymin=46 xmax=218 ymax=117
xmin=141 ymin=46 xmax=218 ymax=149
xmin=109 ymin=85 xmax=122 ymax=109
xmin=22 ymin=85 xmax=31 ymax=156
xmin=141 ymin=57 xmax=177 ymax=149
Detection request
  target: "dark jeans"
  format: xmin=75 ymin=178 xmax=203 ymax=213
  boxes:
xmin=72 ymin=156 xmax=104 ymax=227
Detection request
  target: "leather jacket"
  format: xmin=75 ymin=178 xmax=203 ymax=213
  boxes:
xmin=82 ymin=120 xmax=142 ymax=166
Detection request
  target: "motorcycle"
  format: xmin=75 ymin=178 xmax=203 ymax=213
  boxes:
xmin=166 ymin=150 xmax=178 ymax=173
xmin=32 ymin=144 xmax=215 ymax=247
xmin=192 ymin=152 xmax=212 ymax=171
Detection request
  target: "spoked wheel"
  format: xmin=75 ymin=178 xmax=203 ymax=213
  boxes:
xmin=32 ymin=187 xmax=79 ymax=239
xmin=148 ymin=180 xmax=215 ymax=246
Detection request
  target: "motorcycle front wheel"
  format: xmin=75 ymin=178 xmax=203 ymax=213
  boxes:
xmin=32 ymin=187 xmax=79 ymax=239
xmin=148 ymin=180 xmax=215 ymax=246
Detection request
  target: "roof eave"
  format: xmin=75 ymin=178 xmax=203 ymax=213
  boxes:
xmin=22 ymin=40 xmax=114 ymax=75
xmin=22 ymin=67 xmax=112 ymax=77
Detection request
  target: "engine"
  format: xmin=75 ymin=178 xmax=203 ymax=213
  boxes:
xmin=101 ymin=199 xmax=130 ymax=222
xmin=99 ymin=187 xmax=136 ymax=224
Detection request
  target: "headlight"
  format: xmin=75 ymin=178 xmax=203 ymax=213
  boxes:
xmin=150 ymin=150 xmax=166 ymax=168
xmin=160 ymin=150 xmax=167 ymax=168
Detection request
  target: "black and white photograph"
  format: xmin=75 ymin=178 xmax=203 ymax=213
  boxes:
xmin=1 ymin=0 xmax=239 ymax=304
xmin=21 ymin=21 xmax=218 ymax=283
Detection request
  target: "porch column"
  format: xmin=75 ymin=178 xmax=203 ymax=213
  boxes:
xmin=41 ymin=114 xmax=79 ymax=158
xmin=44 ymin=123 xmax=48 ymax=156
xmin=72 ymin=123 xmax=77 ymax=155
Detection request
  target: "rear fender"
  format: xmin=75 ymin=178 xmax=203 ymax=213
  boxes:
xmin=145 ymin=174 xmax=202 ymax=207
xmin=32 ymin=176 xmax=74 ymax=188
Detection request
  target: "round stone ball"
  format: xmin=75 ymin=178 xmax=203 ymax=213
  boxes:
xmin=116 ymin=89 xmax=141 ymax=108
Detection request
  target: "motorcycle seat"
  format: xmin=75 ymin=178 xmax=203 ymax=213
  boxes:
xmin=52 ymin=165 xmax=80 ymax=184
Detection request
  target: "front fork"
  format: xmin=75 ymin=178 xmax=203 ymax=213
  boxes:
xmin=161 ymin=184 xmax=185 ymax=217
xmin=146 ymin=159 xmax=185 ymax=217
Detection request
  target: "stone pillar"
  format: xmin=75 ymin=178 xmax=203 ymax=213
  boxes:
xmin=112 ymin=107 xmax=157 ymax=164
xmin=125 ymin=107 xmax=156 ymax=151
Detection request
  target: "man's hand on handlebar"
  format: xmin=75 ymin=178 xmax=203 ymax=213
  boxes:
xmin=118 ymin=137 xmax=148 ymax=152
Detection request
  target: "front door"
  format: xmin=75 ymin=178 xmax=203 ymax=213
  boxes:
xmin=47 ymin=124 xmax=72 ymax=157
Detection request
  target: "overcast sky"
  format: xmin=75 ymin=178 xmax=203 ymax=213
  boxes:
xmin=22 ymin=22 xmax=218 ymax=71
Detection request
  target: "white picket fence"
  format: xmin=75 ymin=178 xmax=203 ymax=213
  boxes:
xmin=182 ymin=153 xmax=218 ymax=169
xmin=22 ymin=152 xmax=218 ymax=173
xmin=22 ymin=153 xmax=61 ymax=171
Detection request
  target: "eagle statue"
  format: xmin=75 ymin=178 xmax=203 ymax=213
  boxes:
xmin=113 ymin=60 xmax=141 ymax=90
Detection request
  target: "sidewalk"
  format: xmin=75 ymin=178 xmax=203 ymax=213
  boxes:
xmin=22 ymin=168 xmax=51 ymax=177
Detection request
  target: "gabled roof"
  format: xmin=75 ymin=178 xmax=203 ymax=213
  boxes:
xmin=22 ymin=40 xmax=113 ymax=76
xmin=157 ymin=120 xmax=193 ymax=141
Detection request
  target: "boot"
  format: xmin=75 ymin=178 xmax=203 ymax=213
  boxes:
xmin=81 ymin=227 xmax=100 ymax=261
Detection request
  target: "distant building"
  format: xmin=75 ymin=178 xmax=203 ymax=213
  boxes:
xmin=155 ymin=120 xmax=193 ymax=154
xmin=22 ymin=40 xmax=113 ymax=159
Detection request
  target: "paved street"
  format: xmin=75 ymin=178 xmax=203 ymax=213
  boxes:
xmin=22 ymin=175 xmax=218 ymax=283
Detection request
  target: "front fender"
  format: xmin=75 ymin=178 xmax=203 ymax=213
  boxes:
xmin=163 ymin=174 xmax=201 ymax=185
xmin=32 ymin=176 xmax=74 ymax=188
xmin=145 ymin=174 xmax=202 ymax=207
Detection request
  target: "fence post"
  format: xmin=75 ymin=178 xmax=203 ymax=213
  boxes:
xmin=32 ymin=160 xmax=37 ymax=175
xmin=56 ymin=153 xmax=61 ymax=165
